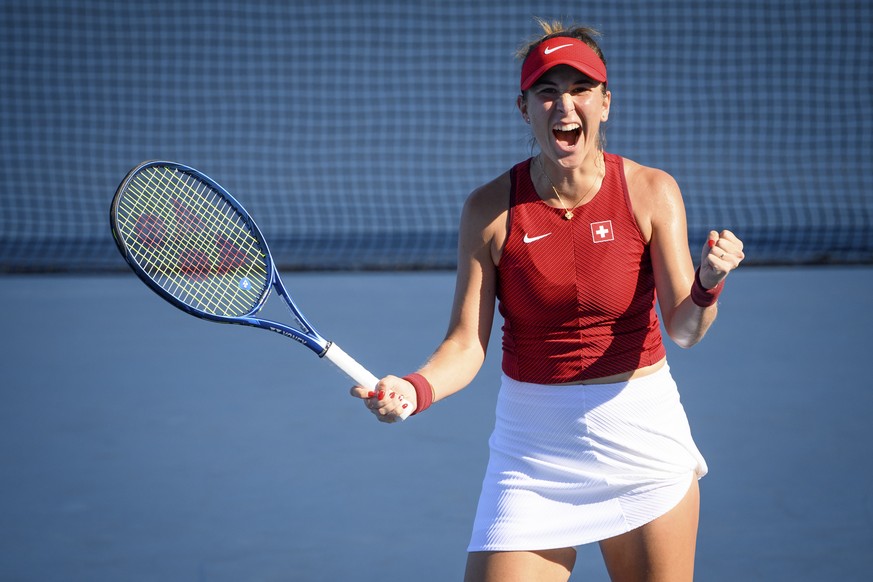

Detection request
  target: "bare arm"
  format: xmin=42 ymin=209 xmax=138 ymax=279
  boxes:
xmin=414 ymin=183 xmax=502 ymax=400
xmin=350 ymin=174 xmax=508 ymax=421
xmin=629 ymin=162 xmax=744 ymax=349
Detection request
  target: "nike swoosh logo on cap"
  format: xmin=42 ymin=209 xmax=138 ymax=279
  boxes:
xmin=543 ymin=43 xmax=573 ymax=55
xmin=523 ymin=232 xmax=552 ymax=243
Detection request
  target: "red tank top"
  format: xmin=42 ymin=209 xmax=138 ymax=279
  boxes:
xmin=497 ymin=153 xmax=666 ymax=383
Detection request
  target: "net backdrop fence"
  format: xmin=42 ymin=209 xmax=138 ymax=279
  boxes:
xmin=2 ymin=0 xmax=871 ymax=271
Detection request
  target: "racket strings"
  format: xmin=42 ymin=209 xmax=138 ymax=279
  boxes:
xmin=143 ymin=167 xmax=266 ymax=314
xmin=145 ymin=171 xmax=254 ymax=314
xmin=126 ymin=171 xmax=263 ymax=315
xmin=116 ymin=166 xmax=268 ymax=317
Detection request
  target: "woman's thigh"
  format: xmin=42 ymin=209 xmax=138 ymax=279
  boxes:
xmin=598 ymin=478 xmax=700 ymax=582
xmin=464 ymin=547 xmax=577 ymax=582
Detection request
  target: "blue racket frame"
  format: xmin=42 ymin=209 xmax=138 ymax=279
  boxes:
xmin=110 ymin=160 xmax=330 ymax=357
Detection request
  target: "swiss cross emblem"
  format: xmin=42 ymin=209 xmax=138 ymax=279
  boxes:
xmin=590 ymin=220 xmax=614 ymax=243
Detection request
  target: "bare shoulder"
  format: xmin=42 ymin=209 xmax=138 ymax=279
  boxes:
xmin=623 ymin=157 xmax=681 ymax=202
xmin=464 ymin=171 xmax=511 ymax=215
xmin=461 ymin=170 xmax=511 ymax=241
xmin=621 ymin=156 xmax=685 ymax=240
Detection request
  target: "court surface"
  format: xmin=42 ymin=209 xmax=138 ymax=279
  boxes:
xmin=1 ymin=266 xmax=871 ymax=581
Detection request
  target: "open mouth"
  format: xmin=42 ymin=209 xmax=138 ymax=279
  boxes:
xmin=553 ymin=123 xmax=581 ymax=147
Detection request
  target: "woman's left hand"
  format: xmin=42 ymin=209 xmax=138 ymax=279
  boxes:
xmin=699 ymin=229 xmax=745 ymax=289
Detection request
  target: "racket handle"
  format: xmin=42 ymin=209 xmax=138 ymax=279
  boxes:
xmin=323 ymin=342 xmax=412 ymax=421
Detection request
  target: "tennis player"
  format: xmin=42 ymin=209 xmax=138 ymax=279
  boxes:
xmin=351 ymin=19 xmax=744 ymax=581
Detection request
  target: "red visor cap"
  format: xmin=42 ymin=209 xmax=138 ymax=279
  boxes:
xmin=520 ymin=37 xmax=607 ymax=91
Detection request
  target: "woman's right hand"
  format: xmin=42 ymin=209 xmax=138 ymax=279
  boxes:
xmin=349 ymin=375 xmax=417 ymax=423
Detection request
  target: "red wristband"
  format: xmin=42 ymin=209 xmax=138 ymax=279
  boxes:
xmin=403 ymin=373 xmax=433 ymax=415
xmin=690 ymin=267 xmax=724 ymax=307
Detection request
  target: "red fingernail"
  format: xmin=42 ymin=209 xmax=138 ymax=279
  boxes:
xmin=367 ymin=391 xmax=375 ymax=398
xmin=402 ymin=403 xmax=409 ymax=409
xmin=378 ymin=390 xmax=385 ymax=400
xmin=390 ymin=392 xmax=396 ymax=399
xmin=708 ymin=239 xmax=715 ymax=248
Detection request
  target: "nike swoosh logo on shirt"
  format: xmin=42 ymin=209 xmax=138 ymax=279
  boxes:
xmin=523 ymin=232 xmax=552 ymax=244
xmin=543 ymin=44 xmax=573 ymax=55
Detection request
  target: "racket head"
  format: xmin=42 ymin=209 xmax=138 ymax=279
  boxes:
xmin=110 ymin=161 xmax=274 ymax=322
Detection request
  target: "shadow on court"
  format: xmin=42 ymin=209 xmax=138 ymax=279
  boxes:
xmin=1 ymin=267 xmax=871 ymax=581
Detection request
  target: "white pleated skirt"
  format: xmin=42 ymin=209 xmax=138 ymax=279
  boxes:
xmin=467 ymin=363 xmax=707 ymax=552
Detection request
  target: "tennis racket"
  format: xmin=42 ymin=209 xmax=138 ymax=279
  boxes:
xmin=110 ymin=160 xmax=409 ymax=420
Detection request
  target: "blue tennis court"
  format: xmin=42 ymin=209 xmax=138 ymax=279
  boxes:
xmin=1 ymin=267 xmax=871 ymax=581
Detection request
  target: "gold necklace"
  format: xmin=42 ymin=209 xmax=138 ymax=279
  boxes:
xmin=539 ymin=156 xmax=603 ymax=220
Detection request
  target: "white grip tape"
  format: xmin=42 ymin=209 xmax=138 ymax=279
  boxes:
xmin=323 ymin=342 xmax=411 ymax=421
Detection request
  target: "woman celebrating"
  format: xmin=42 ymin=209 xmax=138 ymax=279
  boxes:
xmin=351 ymin=19 xmax=744 ymax=581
